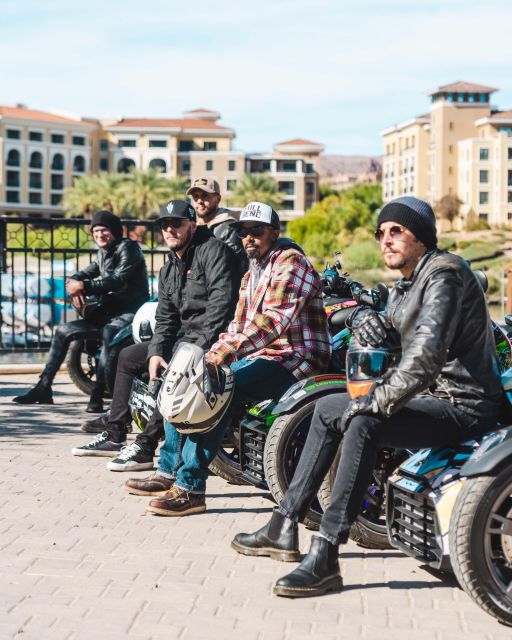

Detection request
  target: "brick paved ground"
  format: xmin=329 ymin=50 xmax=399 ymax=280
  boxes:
xmin=1 ymin=373 xmax=511 ymax=640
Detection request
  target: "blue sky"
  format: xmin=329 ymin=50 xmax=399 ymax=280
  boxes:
xmin=1 ymin=0 xmax=511 ymax=155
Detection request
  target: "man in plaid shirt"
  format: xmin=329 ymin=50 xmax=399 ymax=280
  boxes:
xmin=145 ymin=201 xmax=331 ymax=517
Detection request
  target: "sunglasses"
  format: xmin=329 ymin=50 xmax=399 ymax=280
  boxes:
xmin=236 ymin=224 xmax=268 ymax=238
xmin=160 ymin=218 xmax=186 ymax=230
xmin=374 ymin=225 xmax=406 ymax=243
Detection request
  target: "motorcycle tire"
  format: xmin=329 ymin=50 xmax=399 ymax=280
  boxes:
xmin=65 ymin=339 xmax=97 ymax=396
xmin=263 ymin=399 xmax=329 ymax=530
xmin=450 ymin=469 xmax=512 ymax=627
xmin=318 ymin=445 xmax=393 ymax=550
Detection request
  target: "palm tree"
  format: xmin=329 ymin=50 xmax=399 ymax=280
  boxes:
xmin=63 ymin=173 xmax=128 ymax=217
xmin=226 ymin=173 xmax=285 ymax=209
xmin=120 ymin=169 xmax=189 ymax=219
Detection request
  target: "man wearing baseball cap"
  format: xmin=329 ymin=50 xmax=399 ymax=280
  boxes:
xmin=187 ymin=177 xmax=247 ymax=275
xmin=232 ymin=196 xmax=502 ymax=599
xmin=72 ymin=200 xmax=240 ymax=463
xmin=140 ymin=200 xmax=331 ymax=516
xmin=14 ymin=210 xmax=149 ymax=412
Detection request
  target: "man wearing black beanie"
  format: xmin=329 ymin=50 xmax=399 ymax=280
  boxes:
xmin=14 ymin=210 xmax=149 ymax=412
xmin=232 ymin=196 xmax=502 ymax=599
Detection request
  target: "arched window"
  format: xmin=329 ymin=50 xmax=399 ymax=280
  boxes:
xmin=52 ymin=153 xmax=65 ymax=170
xmin=6 ymin=149 xmax=20 ymax=166
xmin=29 ymin=151 xmax=43 ymax=169
xmin=73 ymin=155 xmax=86 ymax=172
xmin=118 ymin=158 xmax=135 ymax=173
xmin=149 ymin=158 xmax=167 ymax=173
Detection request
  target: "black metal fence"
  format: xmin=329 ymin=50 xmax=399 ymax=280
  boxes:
xmin=0 ymin=217 xmax=165 ymax=353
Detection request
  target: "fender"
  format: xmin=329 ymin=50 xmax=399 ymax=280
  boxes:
xmin=271 ymin=374 xmax=347 ymax=416
xmin=109 ymin=324 xmax=134 ymax=348
xmin=460 ymin=426 xmax=512 ymax=477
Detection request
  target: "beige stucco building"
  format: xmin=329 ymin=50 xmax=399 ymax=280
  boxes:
xmin=0 ymin=106 xmax=323 ymax=220
xmin=381 ymin=81 xmax=512 ymax=226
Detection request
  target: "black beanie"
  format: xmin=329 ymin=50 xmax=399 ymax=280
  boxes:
xmin=377 ymin=197 xmax=437 ymax=249
xmin=90 ymin=210 xmax=123 ymax=240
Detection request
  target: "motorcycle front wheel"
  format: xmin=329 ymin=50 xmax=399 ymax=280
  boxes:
xmin=450 ymin=468 xmax=512 ymax=627
xmin=263 ymin=399 xmax=329 ymax=530
xmin=66 ymin=339 xmax=97 ymax=396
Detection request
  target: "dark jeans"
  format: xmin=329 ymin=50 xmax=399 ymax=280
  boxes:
xmin=42 ymin=314 xmax=133 ymax=391
xmin=107 ymin=341 xmax=164 ymax=448
xmin=158 ymin=358 xmax=298 ymax=493
xmin=280 ymin=393 xmax=496 ymax=545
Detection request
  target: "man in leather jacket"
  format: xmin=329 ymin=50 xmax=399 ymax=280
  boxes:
xmin=13 ymin=211 xmax=149 ymax=413
xmin=71 ymin=200 xmax=240 ymax=470
xmin=231 ymin=196 xmax=503 ymax=598
xmin=187 ymin=177 xmax=248 ymax=275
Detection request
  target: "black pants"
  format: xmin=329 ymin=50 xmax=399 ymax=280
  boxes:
xmin=42 ymin=314 xmax=133 ymax=391
xmin=107 ymin=341 xmax=163 ymax=450
xmin=279 ymin=393 xmax=495 ymax=545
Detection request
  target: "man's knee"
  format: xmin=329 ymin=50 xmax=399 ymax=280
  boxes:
xmin=313 ymin=393 xmax=349 ymax=434
xmin=117 ymin=343 xmax=147 ymax=375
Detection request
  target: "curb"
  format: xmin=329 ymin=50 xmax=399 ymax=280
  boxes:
xmin=0 ymin=364 xmax=67 ymax=375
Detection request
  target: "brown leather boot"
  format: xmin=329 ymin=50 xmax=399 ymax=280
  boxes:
xmin=146 ymin=486 xmax=206 ymax=516
xmin=124 ymin=473 xmax=175 ymax=496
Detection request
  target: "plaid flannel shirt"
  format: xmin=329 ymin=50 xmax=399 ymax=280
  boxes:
xmin=210 ymin=246 xmax=331 ymax=380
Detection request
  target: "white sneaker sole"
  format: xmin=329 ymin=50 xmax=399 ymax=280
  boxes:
xmin=71 ymin=447 xmax=123 ymax=457
xmin=106 ymin=460 xmax=154 ymax=471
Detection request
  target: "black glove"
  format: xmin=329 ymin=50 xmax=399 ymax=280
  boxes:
xmin=340 ymin=392 xmax=380 ymax=431
xmin=348 ymin=308 xmax=391 ymax=347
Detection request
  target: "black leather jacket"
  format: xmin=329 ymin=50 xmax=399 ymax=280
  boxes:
xmin=71 ymin=239 xmax=149 ymax=315
xmin=374 ymin=249 xmax=502 ymax=420
xmin=208 ymin=210 xmax=248 ymax=276
xmin=147 ymin=226 xmax=241 ymax=361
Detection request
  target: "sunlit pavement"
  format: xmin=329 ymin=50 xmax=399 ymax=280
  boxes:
xmin=0 ymin=373 xmax=510 ymax=640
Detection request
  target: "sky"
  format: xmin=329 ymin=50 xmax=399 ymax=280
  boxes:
xmin=1 ymin=0 xmax=511 ymax=156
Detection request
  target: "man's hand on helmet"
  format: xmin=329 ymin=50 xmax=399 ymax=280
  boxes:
xmin=348 ymin=308 xmax=391 ymax=348
xmin=148 ymin=355 xmax=168 ymax=381
xmin=205 ymin=351 xmax=223 ymax=367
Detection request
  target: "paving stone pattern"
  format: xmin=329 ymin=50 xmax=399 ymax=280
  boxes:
xmin=1 ymin=373 xmax=511 ymax=639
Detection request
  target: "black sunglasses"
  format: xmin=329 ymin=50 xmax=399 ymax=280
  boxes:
xmin=236 ymin=224 xmax=268 ymax=238
xmin=374 ymin=225 xmax=406 ymax=242
xmin=160 ymin=218 xmax=186 ymax=230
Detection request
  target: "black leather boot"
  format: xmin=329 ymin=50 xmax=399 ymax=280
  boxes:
xmin=273 ymin=535 xmax=343 ymax=597
xmin=86 ymin=386 xmax=104 ymax=413
xmin=13 ymin=377 xmax=53 ymax=405
xmin=231 ymin=509 xmax=300 ymax=561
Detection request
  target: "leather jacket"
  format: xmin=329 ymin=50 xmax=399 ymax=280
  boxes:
xmin=147 ymin=226 xmax=241 ymax=362
xmin=208 ymin=210 xmax=248 ymax=276
xmin=374 ymin=249 xmax=502 ymax=420
xmin=71 ymin=239 xmax=149 ymax=315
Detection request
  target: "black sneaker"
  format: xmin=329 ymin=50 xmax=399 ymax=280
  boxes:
xmin=71 ymin=431 xmax=126 ymax=457
xmin=106 ymin=442 xmax=154 ymax=471
xmin=80 ymin=412 xmax=134 ymax=434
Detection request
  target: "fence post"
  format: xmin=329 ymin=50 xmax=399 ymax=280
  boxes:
xmin=0 ymin=219 xmax=6 ymax=273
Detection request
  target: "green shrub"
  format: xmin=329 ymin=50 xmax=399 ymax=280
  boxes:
xmin=343 ymin=240 xmax=385 ymax=271
xmin=438 ymin=236 xmax=457 ymax=251
xmin=459 ymin=242 xmax=502 ymax=262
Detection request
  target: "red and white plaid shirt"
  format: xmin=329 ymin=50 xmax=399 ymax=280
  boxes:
xmin=211 ymin=246 xmax=331 ymax=380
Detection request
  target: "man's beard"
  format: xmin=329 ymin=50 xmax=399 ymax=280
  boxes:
xmin=168 ymin=226 xmax=193 ymax=252
xmin=245 ymin=244 xmax=261 ymax=262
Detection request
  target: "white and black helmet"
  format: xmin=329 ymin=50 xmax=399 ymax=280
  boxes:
xmin=132 ymin=301 xmax=158 ymax=343
xmin=157 ymin=342 xmax=234 ymax=434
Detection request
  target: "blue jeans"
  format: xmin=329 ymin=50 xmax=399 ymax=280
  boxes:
xmin=158 ymin=357 xmax=297 ymax=493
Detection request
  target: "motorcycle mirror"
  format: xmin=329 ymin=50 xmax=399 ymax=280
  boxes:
xmin=473 ymin=269 xmax=488 ymax=293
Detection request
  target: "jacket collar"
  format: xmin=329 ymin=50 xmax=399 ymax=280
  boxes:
xmin=167 ymin=225 xmax=211 ymax=262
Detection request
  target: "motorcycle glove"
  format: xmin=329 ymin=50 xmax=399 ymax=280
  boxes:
xmin=340 ymin=392 xmax=380 ymax=432
xmin=348 ymin=308 xmax=391 ymax=348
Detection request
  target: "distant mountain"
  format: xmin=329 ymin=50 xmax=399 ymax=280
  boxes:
xmin=320 ymin=155 xmax=382 ymax=177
